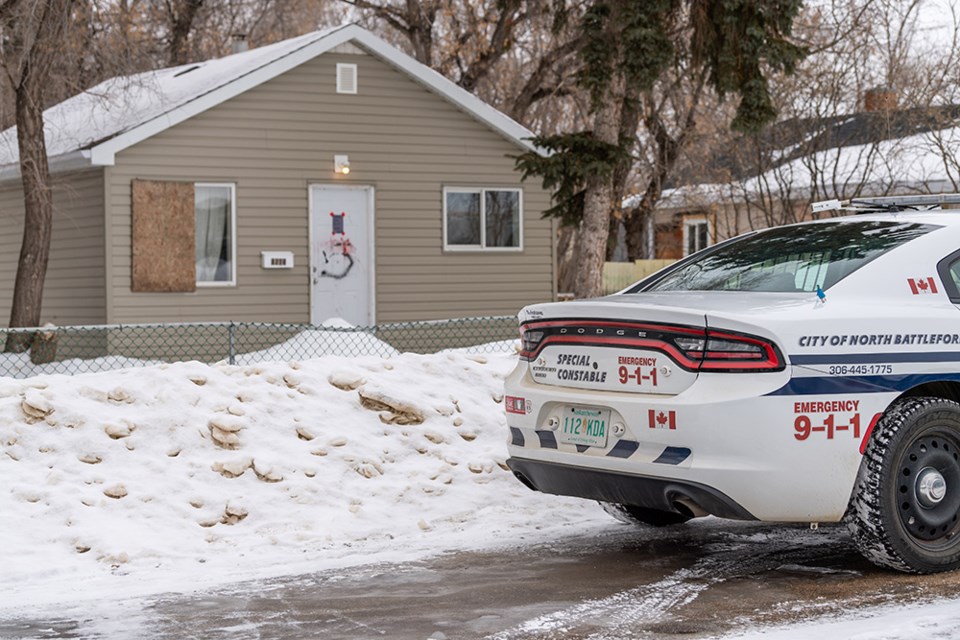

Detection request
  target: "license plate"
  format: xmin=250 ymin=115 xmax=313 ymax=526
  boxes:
xmin=557 ymin=405 xmax=610 ymax=448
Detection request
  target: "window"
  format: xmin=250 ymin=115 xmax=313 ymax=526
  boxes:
xmin=637 ymin=220 xmax=937 ymax=294
xmin=195 ymin=183 xmax=236 ymax=286
xmin=443 ymin=187 xmax=522 ymax=250
xmin=683 ymin=217 xmax=710 ymax=256
xmin=937 ymin=249 xmax=960 ymax=303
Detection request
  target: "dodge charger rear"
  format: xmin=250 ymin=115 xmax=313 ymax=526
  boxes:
xmin=504 ymin=212 xmax=960 ymax=572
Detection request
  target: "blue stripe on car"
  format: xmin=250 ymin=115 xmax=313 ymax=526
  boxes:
xmin=767 ymin=373 xmax=960 ymax=396
xmin=791 ymin=352 xmax=960 ymax=365
xmin=607 ymin=440 xmax=640 ymax=458
xmin=536 ymin=430 xmax=558 ymax=449
xmin=652 ymin=447 xmax=692 ymax=465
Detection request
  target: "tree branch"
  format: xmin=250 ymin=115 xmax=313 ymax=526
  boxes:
xmin=457 ymin=0 xmax=523 ymax=92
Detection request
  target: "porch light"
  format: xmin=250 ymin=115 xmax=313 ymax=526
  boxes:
xmin=334 ymin=155 xmax=350 ymax=174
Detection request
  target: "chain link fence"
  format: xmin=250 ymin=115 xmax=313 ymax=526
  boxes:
xmin=0 ymin=316 xmax=520 ymax=379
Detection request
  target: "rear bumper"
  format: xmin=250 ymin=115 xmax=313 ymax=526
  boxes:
xmin=504 ymin=362 xmax=899 ymax=522
xmin=507 ymin=457 xmax=757 ymax=520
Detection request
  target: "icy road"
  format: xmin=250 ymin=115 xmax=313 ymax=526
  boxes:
xmin=4 ymin=520 xmax=960 ymax=639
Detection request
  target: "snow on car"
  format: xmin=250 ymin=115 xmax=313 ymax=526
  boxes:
xmin=505 ymin=193 xmax=960 ymax=573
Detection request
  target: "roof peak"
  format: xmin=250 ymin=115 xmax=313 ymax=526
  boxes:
xmin=0 ymin=23 xmax=537 ymax=179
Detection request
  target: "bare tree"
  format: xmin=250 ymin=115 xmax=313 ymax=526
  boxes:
xmin=701 ymin=0 xmax=950 ymax=236
xmin=166 ymin=0 xmax=205 ymax=65
xmin=343 ymin=0 xmax=584 ymax=126
xmin=168 ymin=0 xmax=346 ymax=61
xmin=342 ymin=0 xmax=440 ymax=64
xmin=620 ymin=52 xmax=710 ymax=260
xmin=1 ymin=0 xmax=76 ymax=350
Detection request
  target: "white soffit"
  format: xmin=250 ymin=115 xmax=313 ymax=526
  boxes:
xmin=330 ymin=42 xmax=365 ymax=55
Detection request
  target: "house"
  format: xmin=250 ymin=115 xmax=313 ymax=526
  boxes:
xmin=0 ymin=24 xmax=555 ymax=329
xmin=630 ymin=89 xmax=960 ymax=259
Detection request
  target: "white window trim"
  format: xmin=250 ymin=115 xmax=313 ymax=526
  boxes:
xmin=195 ymin=182 xmax=238 ymax=287
xmin=442 ymin=186 xmax=523 ymax=252
xmin=336 ymin=63 xmax=358 ymax=94
xmin=682 ymin=216 xmax=710 ymax=257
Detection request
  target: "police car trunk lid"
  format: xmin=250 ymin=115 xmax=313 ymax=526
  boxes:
xmin=520 ymin=293 xmax=790 ymax=394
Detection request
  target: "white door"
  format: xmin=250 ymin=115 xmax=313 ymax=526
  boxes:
xmin=309 ymin=185 xmax=374 ymax=326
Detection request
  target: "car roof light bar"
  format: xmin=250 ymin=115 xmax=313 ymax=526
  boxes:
xmin=811 ymin=193 xmax=960 ymax=214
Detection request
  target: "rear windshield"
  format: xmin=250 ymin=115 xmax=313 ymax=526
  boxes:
xmin=635 ymin=220 xmax=937 ymax=293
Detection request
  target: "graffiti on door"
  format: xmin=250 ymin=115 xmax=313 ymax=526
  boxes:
xmin=320 ymin=211 xmax=355 ymax=279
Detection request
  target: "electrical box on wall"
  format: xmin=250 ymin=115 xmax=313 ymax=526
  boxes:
xmin=261 ymin=251 xmax=294 ymax=269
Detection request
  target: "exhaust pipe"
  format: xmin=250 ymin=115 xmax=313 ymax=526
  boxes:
xmin=671 ymin=496 xmax=710 ymax=518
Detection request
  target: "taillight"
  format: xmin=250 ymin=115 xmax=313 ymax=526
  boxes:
xmin=519 ymin=320 xmax=783 ymax=373
xmin=521 ymin=329 xmax=544 ymax=354
xmin=676 ymin=330 xmax=783 ymax=372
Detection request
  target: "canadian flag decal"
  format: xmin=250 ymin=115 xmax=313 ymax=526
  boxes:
xmin=648 ymin=409 xmax=677 ymax=430
xmin=908 ymin=277 xmax=939 ymax=295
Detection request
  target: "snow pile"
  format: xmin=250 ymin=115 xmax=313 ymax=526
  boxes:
xmin=233 ymin=322 xmax=399 ymax=364
xmin=0 ymin=352 xmax=605 ymax=610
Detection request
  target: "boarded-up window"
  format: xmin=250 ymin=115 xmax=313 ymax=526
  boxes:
xmin=131 ymin=179 xmax=196 ymax=292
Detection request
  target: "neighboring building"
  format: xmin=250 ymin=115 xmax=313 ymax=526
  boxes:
xmin=0 ymin=24 xmax=555 ymax=328
xmin=628 ymin=89 xmax=960 ymax=259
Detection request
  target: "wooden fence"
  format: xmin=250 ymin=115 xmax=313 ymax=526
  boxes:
xmin=602 ymin=259 xmax=676 ymax=294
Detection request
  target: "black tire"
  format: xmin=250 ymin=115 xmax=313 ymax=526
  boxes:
xmin=599 ymin=502 xmax=692 ymax=527
xmin=847 ymin=397 xmax=960 ymax=573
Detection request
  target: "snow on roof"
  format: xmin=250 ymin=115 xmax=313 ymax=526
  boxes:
xmin=0 ymin=24 xmax=538 ymax=178
xmin=624 ymin=122 xmax=960 ymax=211
xmin=735 ymin=123 xmax=960 ymax=195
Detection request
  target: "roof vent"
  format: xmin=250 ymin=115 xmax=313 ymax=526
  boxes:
xmin=337 ymin=63 xmax=357 ymax=94
xmin=231 ymin=33 xmax=248 ymax=55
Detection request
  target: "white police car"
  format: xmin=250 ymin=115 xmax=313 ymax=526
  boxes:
xmin=505 ymin=194 xmax=960 ymax=573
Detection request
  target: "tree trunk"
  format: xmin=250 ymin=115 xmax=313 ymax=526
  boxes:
xmin=606 ymin=85 xmax=642 ymax=263
xmin=168 ymin=0 xmax=204 ymax=66
xmin=3 ymin=0 xmax=72 ymax=353
xmin=605 ymin=215 xmax=619 ymax=261
xmin=405 ymin=0 xmax=434 ymax=65
xmin=622 ymin=206 xmax=644 ymax=261
xmin=456 ymin=0 xmax=522 ymax=92
xmin=623 ymin=205 xmax=659 ymax=261
xmin=6 ymin=77 xmax=54 ymax=351
xmin=644 ymin=208 xmax=655 ymax=259
xmin=574 ymin=75 xmax=625 ymax=298
xmin=556 ymin=224 xmax=579 ymax=295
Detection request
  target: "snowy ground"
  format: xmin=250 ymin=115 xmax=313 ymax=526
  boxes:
xmin=3 ymin=350 xmax=960 ymax=638
xmin=723 ymin=599 xmax=960 ymax=639
xmin=0 ymin=350 xmax=608 ymax=615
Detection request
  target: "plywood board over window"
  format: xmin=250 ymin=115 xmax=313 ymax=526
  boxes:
xmin=131 ymin=179 xmax=196 ymax=292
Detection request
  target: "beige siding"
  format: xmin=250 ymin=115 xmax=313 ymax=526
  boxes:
xmin=0 ymin=170 xmax=106 ymax=326
xmin=107 ymin=50 xmax=554 ymax=324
